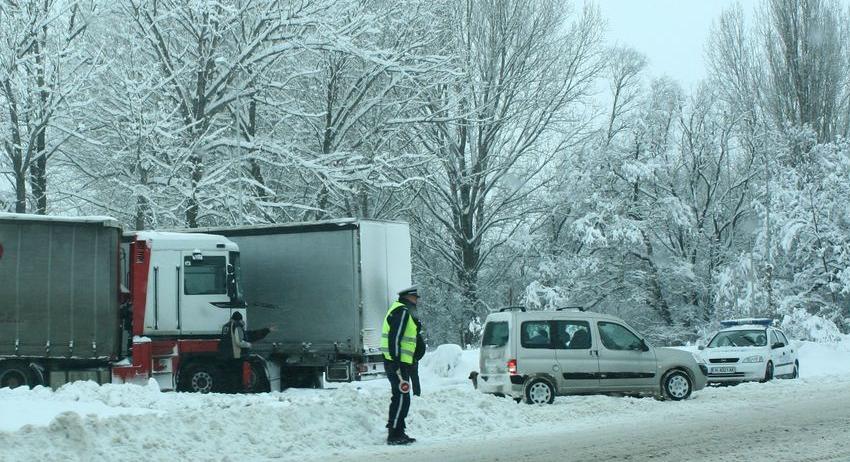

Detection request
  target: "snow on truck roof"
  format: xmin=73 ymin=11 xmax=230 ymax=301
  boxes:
xmin=0 ymin=212 xmax=121 ymax=228
xmin=129 ymin=231 xmax=238 ymax=251
xmin=184 ymin=217 xmax=408 ymax=236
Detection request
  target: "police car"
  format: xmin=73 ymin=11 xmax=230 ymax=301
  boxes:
xmin=699 ymin=319 xmax=799 ymax=384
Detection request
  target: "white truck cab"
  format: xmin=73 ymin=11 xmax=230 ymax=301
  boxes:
xmin=126 ymin=232 xmax=244 ymax=336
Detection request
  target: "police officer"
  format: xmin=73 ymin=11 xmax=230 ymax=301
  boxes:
xmin=381 ymin=285 xmax=424 ymax=445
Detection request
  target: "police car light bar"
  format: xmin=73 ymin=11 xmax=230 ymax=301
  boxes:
xmin=719 ymin=318 xmax=774 ymax=328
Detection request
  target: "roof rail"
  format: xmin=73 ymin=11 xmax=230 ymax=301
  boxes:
xmin=499 ymin=306 xmax=526 ymax=312
xmin=556 ymin=306 xmax=586 ymax=312
xmin=719 ymin=318 xmax=774 ymax=328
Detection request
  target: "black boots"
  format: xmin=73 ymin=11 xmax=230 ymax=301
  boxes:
xmin=387 ymin=428 xmax=416 ymax=445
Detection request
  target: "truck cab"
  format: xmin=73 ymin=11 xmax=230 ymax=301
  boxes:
xmin=114 ymin=232 xmax=260 ymax=392
xmin=122 ymin=232 xmax=245 ymax=336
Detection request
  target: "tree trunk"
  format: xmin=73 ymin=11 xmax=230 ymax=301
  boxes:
xmin=14 ymin=159 xmax=27 ymax=213
xmin=186 ymin=155 xmax=202 ymax=228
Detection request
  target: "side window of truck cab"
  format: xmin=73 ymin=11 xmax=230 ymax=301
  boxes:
xmin=183 ymin=256 xmax=227 ymax=295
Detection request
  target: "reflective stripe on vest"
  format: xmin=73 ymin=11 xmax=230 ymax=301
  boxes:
xmin=380 ymin=301 xmax=418 ymax=364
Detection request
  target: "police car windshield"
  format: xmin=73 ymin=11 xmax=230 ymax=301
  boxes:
xmin=707 ymin=329 xmax=767 ymax=348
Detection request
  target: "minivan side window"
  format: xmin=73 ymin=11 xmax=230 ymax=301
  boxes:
xmin=554 ymin=321 xmax=592 ymax=350
xmin=521 ymin=321 xmax=552 ymax=349
xmin=482 ymin=321 xmax=509 ymax=347
xmin=597 ymin=322 xmax=643 ymax=351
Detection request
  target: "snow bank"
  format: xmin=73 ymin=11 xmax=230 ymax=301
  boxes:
xmin=0 ymin=343 xmax=848 ymax=461
xmin=781 ymin=310 xmax=845 ymax=342
xmin=419 ymin=344 xmax=464 ymax=378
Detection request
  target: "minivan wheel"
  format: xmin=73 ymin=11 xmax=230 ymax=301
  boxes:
xmin=523 ymin=378 xmax=555 ymax=405
xmin=662 ymin=370 xmax=692 ymax=401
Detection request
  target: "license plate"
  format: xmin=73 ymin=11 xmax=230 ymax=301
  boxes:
xmin=710 ymin=366 xmax=735 ymax=374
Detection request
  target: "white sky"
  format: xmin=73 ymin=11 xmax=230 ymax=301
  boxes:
xmin=596 ymin=0 xmax=739 ymax=88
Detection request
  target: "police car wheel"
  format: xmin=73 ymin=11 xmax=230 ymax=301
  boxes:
xmin=761 ymin=362 xmax=774 ymax=382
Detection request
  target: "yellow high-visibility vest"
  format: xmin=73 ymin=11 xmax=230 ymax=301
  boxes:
xmin=380 ymin=301 xmax=418 ymax=364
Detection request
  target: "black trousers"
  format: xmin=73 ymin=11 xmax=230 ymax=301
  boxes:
xmin=384 ymin=361 xmax=411 ymax=431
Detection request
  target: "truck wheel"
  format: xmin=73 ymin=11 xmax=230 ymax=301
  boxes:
xmin=179 ymin=362 xmax=224 ymax=394
xmin=662 ymin=369 xmax=692 ymax=401
xmin=247 ymin=362 xmax=270 ymax=393
xmin=0 ymin=361 xmax=35 ymax=389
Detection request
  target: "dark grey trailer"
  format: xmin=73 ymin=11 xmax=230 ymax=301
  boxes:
xmin=190 ymin=219 xmax=411 ymax=385
xmin=0 ymin=213 xmax=122 ymax=388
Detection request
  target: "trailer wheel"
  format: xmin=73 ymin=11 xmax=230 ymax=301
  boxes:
xmin=178 ymin=362 xmax=224 ymax=394
xmin=247 ymin=362 xmax=270 ymax=393
xmin=0 ymin=361 xmax=36 ymax=389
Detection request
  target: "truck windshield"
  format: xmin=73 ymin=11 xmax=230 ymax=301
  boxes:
xmin=707 ymin=329 xmax=767 ymax=348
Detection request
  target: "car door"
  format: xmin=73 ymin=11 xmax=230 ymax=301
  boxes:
xmin=769 ymin=329 xmax=793 ymax=376
xmin=595 ymin=321 xmax=657 ymax=391
xmin=518 ymin=320 xmax=557 ymax=380
xmin=553 ymin=320 xmax=600 ymax=392
xmin=776 ymin=330 xmax=796 ymax=375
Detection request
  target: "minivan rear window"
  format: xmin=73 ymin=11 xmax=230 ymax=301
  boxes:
xmin=482 ymin=321 xmax=509 ymax=347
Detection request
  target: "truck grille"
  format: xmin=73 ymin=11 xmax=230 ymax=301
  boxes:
xmin=709 ymin=358 xmax=739 ymax=363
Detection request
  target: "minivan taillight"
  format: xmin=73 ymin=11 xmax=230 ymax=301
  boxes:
xmin=507 ymin=359 xmax=517 ymax=375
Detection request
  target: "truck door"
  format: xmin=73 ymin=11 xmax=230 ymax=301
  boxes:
xmin=179 ymin=251 xmax=230 ymax=334
xmin=147 ymin=251 xmax=181 ymax=333
xmin=553 ymin=320 xmax=600 ymax=392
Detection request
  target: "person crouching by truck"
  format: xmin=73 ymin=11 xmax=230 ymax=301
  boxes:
xmin=381 ymin=285 xmax=426 ymax=445
xmin=219 ymin=311 xmax=275 ymax=391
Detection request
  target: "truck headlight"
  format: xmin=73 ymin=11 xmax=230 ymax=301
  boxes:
xmin=741 ymin=355 xmax=764 ymax=363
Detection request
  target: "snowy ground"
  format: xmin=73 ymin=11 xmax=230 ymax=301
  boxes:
xmin=1 ymin=339 xmax=849 ymax=462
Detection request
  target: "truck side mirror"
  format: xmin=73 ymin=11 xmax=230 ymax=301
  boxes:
xmin=226 ymin=264 xmax=237 ymax=299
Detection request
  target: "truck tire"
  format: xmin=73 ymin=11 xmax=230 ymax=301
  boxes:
xmin=178 ymin=362 xmax=224 ymax=394
xmin=247 ymin=362 xmax=270 ymax=393
xmin=0 ymin=361 xmax=36 ymax=389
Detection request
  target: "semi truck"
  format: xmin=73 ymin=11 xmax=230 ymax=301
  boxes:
xmin=0 ymin=213 xmax=258 ymax=392
xmin=189 ymin=219 xmax=411 ymax=387
xmin=1 ymin=214 xmax=411 ymax=392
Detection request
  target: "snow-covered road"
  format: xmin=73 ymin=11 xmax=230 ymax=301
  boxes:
xmin=0 ymin=341 xmax=848 ymax=462
xmin=342 ymin=379 xmax=850 ymax=462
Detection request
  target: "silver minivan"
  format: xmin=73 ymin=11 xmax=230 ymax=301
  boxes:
xmin=477 ymin=307 xmax=707 ymax=404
